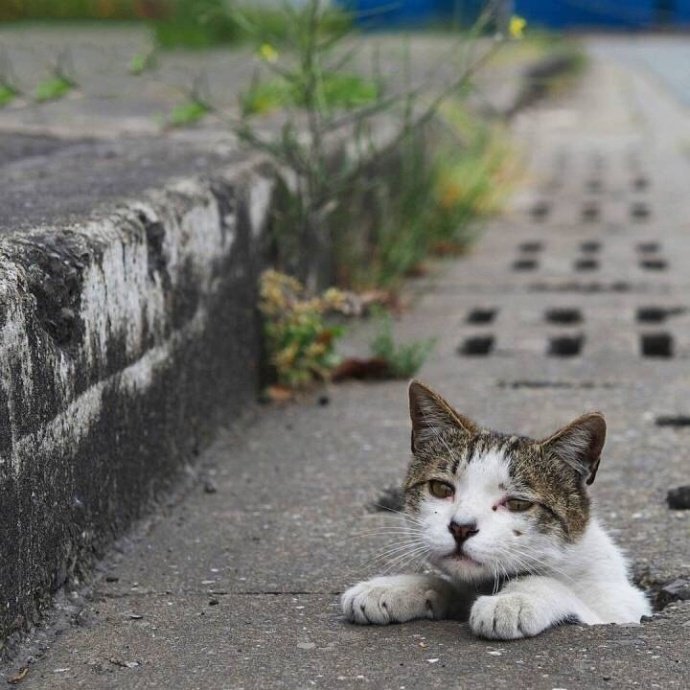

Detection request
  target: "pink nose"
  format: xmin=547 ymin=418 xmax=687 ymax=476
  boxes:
xmin=448 ymin=521 xmax=479 ymax=543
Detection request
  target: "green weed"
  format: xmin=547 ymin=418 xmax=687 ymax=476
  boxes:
xmin=330 ymin=105 xmax=517 ymax=290
xmin=234 ymin=0 xmax=521 ymax=291
xmin=166 ymin=98 xmax=210 ymax=127
xmin=259 ymin=270 xmax=346 ymax=389
xmin=0 ymin=83 xmax=18 ymax=107
xmin=129 ymin=49 xmax=157 ymax=76
xmin=242 ymin=72 xmax=378 ymax=116
xmin=34 ymin=51 xmax=78 ymax=103
xmin=34 ymin=75 xmax=74 ymax=102
xmin=370 ymin=310 xmax=435 ymax=379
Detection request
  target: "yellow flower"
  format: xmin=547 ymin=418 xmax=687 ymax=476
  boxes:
xmin=258 ymin=43 xmax=279 ymax=63
xmin=509 ymin=16 xmax=527 ymax=40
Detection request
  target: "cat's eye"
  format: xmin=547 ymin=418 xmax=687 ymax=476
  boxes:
xmin=505 ymin=498 xmax=534 ymax=512
xmin=428 ymin=480 xmax=455 ymax=499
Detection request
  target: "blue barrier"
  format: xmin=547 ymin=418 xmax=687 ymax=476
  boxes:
xmin=337 ymin=0 xmax=690 ymax=29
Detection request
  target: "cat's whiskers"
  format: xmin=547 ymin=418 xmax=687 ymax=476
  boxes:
xmin=347 ymin=530 xmax=424 ymax=539
xmin=351 ymin=523 xmax=425 ymax=533
xmin=347 ymin=528 xmax=426 ymax=541
xmin=377 ymin=547 xmax=426 ymax=572
xmin=487 ymin=544 xmax=577 ymax=586
xmin=488 ymin=562 xmax=499 ymax=594
xmin=380 ymin=545 xmax=430 ymax=575
xmin=365 ymin=506 xmax=425 ymax=525
xmin=373 ymin=540 xmax=425 ymax=562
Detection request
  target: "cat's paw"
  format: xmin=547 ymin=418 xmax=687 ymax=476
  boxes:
xmin=341 ymin=575 xmax=451 ymax=625
xmin=470 ymin=593 xmax=547 ymax=640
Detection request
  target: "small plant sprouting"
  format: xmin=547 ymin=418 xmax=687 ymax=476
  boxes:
xmin=34 ymin=76 xmax=74 ymax=102
xmin=34 ymin=50 xmax=77 ymax=103
xmin=165 ymin=75 xmax=212 ymax=127
xmin=0 ymin=83 xmax=17 ymax=107
xmin=129 ymin=48 xmax=157 ymax=76
xmin=241 ymin=71 xmax=378 ymax=116
xmin=259 ymin=270 xmax=347 ymax=389
xmin=0 ymin=50 xmax=19 ymax=107
xmin=167 ymin=98 xmax=210 ymax=127
xmin=370 ymin=309 xmax=435 ymax=379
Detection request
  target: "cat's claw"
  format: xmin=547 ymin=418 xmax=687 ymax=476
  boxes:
xmin=342 ymin=575 xmax=451 ymax=625
xmin=470 ymin=593 xmax=546 ymax=640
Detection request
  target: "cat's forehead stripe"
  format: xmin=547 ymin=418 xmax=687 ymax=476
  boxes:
xmin=451 ymin=432 xmax=525 ymax=475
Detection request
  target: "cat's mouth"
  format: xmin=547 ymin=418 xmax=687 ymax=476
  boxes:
xmin=445 ymin=549 xmax=482 ymax=567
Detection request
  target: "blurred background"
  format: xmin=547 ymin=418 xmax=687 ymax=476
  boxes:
xmin=2 ymin=1 xmax=690 ymax=30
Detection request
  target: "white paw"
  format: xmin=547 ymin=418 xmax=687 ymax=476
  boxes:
xmin=341 ymin=575 xmax=451 ymax=625
xmin=470 ymin=593 xmax=547 ymax=640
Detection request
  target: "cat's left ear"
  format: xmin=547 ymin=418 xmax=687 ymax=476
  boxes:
xmin=540 ymin=412 xmax=606 ymax=485
xmin=408 ymin=380 xmax=478 ymax=452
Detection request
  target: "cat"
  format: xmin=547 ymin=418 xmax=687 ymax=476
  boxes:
xmin=342 ymin=380 xmax=650 ymax=640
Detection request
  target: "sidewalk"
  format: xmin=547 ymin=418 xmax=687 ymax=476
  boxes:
xmin=0 ymin=27 xmax=537 ymax=138
xmin=3 ymin=40 xmax=690 ymax=689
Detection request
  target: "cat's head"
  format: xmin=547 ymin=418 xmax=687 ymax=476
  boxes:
xmin=404 ymin=380 xmax=606 ymax=583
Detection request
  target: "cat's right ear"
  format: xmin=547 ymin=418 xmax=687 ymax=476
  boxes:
xmin=408 ymin=380 xmax=477 ymax=452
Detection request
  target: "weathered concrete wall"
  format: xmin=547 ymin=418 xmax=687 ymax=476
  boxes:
xmin=0 ymin=160 xmax=275 ymax=642
xmin=0 ymin=116 xmax=413 ymax=648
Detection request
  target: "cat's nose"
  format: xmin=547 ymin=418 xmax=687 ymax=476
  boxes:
xmin=448 ymin=521 xmax=479 ymax=543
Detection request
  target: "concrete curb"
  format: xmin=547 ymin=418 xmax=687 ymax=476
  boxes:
xmin=0 ymin=157 xmax=275 ymax=643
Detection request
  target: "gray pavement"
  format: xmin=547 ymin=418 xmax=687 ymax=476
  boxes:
xmin=587 ymin=35 xmax=690 ymax=107
xmin=0 ymin=26 xmax=534 ymax=138
xmin=2 ymin=37 xmax=690 ymax=689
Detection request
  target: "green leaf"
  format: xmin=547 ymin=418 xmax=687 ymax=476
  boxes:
xmin=34 ymin=76 xmax=73 ymax=102
xmin=370 ymin=311 xmax=435 ymax=379
xmin=0 ymin=84 xmax=18 ymax=107
xmin=167 ymin=99 xmax=210 ymax=127
xmin=241 ymin=72 xmax=378 ymax=116
xmin=129 ymin=51 xmax=156 ymax=76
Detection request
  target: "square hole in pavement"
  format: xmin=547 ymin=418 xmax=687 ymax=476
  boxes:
xmin=574 ymin=259 xmax=599 ymax=271
xmin=513 ymin=259 xmax=538 ymax=271
xmin=633 ymin=175 xmax=649 ymax=190
xmin=581 ymin=203 xmax=599 ymax=222
xmin=459 ymin=336 xmax=494 ymax=356
xmin=637 ymin=242 xmax=660 ymax=254
xmin=580 ymin=241 xmax=601 ymax=253
xmin=531 ymin=202 xmax=550 ymax=221
xmin=637 ymin=306 xmax=684 ymax=323
xmin=641 ymin=333 xmax=673 ymax=358
xmin=637 ymin=307 xmax=668 ymax=323
xmin=548 ymin=335 xmax=584 ymax=357
xmin=466 ymin=308 xmax=497 ymax=324
xmin=631 ymin=202 xmax=650 ymax=220
xmin=545 ymin=308 xmax=582 ymax=325
xmin=519 ymin=241 xmax=543 ymax=253
xmin=640 ymin=259 xmax=667 ymax=271
xmin=655 ymin=415 xmax=690 ymax=428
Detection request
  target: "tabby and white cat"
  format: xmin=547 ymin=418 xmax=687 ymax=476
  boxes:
xmin=342 ymin=381 xmax=650 ymax=639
